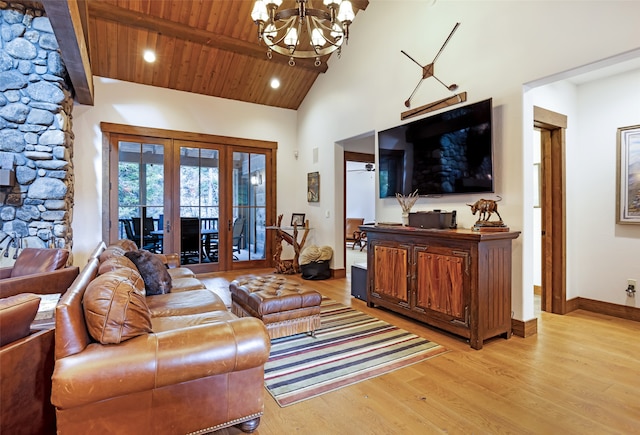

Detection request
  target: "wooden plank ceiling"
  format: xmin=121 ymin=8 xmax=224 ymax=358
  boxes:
xmin=49 ymin=0 xmax=368 ymax=110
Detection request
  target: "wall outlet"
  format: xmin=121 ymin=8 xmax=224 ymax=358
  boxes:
xmin=628 ymin=279 xmax=637 ymax=290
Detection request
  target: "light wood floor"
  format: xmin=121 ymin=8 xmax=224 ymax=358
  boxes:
xmin=203 ymin=268 xmax=640 ymax=435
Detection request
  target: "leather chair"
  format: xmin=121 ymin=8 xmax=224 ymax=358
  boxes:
xmin=0 ymin=249 xmax=77 ymax=434
xmin=0 ymin=248 xmax=77 ymax=299
xmin=346 ymin=218 xmax=365 ymax=250
xmin=0 ymin=294 xmax=56 ymax=434
xmin=0 ymin=247 xmax=68 ymax=279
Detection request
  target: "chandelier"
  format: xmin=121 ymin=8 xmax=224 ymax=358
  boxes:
xmin=251 ymin=0 xmax=355 ymax=67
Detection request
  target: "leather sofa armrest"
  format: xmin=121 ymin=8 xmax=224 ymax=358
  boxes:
xmin=155 ymin=317 xmax=270 ymax=387
xmin=0 ymin=267 xmax=12 ymax=279
xmin=0 ymin=293 xmax=41 ymax=346
xmin=0 ymin=267 xmax=79 ymax=299
xmin=163 ymin=253 xmax=180 ymax=268
xmin=52 ymin=318 xmax=270 ymax=410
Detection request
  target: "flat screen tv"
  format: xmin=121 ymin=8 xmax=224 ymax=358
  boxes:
xmin=378 ymin=98 xmax=494 ymax=197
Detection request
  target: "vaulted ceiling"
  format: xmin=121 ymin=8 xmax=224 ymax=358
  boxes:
xmin=41 ymin=0 xmax=369 ymax=110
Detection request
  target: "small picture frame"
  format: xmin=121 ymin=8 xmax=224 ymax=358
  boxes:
xmin=307 ymin=172 xmax=320 ymax=202
xmin=616 ymin=124 xmax=640 ymax=224
xmin=291 ymin=213 xmax=306 ymax=227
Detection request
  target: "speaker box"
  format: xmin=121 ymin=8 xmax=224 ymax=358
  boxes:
xmin=408 ymin=210 xmax=457 ymax=229
xmin=351 ymin=263 xmax=367 ymax=301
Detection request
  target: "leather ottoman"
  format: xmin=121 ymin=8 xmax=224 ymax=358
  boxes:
xmin=229 ymin=274 xmax=322 ymax=340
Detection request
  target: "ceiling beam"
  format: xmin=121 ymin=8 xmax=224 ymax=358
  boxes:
xmin=42 ymin=0 xmax=94 ymax=105
xmin=87 ymin=2 xmax=334 ymax=74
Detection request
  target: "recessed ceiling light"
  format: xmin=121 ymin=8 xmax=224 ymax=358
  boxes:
xmin=143 ymin=50 xmax=156 ymax=63
xmin=270 ymin=78 xmax=280 ymax=89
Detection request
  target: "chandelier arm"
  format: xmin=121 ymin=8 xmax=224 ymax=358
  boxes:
xmin=304 ymin=8 xmax=332 ymax=21
xmin=308 ymin=16 xmax=344 ymax=48
xmin=261 ymin=16 xmax=297 ymax=48
xmin=267 ymin=16 xmax=298 ymax=34
xmin=306 ymin=16 xmax=321 ymax=55
xmin=272 ymin=8 xmax=306 ymax=21
xmin=309 ymin=15 xmax=344 ymax=36
xmin=288 ymin=18 xmax=304 ymax=56
xmin=309 ymin=18 xmax=335 ymax=32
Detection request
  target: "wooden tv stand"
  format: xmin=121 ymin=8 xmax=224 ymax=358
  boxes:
xmin=363 ymin=225 xmax=520 ymax=349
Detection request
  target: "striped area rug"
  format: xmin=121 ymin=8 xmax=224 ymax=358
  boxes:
xmin=264 ymin=298 xmax=448 ymax=407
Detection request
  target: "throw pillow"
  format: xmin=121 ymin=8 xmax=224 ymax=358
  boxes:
xmin=98 ymin=255 xmax=138 ymax=275
xmin=111 ymin=239 xmax=138 ymax=252
xmin=83 ymin=269 xmax=152 ymax=344
xmin=98 ymin=246 xmax=127 ymax=263
xmin=124 ymin=249 xmax=172 ymax=295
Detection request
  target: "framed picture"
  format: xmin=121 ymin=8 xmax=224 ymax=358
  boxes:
xmin=291 ymin=213 xmax=306 ymax=227
xmin=617 ymin=124 xmax=640 ymax=224
xmin=307 ymin=172 xmax=319 ymax=202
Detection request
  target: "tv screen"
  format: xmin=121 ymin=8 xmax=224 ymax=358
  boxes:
xmin=378 ymin=98 xmax=494 ymax=197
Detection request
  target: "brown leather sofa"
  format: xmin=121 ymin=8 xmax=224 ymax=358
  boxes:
xmin=52 ymin=241 xmax=271 ymax=434
xmin=0 ymin=294 xmax=56 ymax=434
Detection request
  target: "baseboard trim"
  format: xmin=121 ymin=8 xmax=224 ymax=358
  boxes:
xmin=511 ymin=317 xmax=537 ymax=338
xmin=332 ymin=268 xmax=346 ymax=279
xmin=567 ymin=297 xmax=640 ymax=322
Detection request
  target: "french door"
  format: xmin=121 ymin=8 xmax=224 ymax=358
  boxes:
xmin=105 ymin=126 xmax=274 ymax=272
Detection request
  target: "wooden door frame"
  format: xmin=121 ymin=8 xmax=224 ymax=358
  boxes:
xmin=343 ymin=151 xmax=375 ymax=272
xmin=101 ymin=122 xmax=277 ymax=272
xmin=534 ymin=106 xmax=567 ymax=314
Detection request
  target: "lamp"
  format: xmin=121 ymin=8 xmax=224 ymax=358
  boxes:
xmin=251 ymin=0 xmax=355 ymax=67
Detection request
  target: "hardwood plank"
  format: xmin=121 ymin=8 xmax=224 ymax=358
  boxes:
xmin=203 ymin=268 xmax=640 ymax=435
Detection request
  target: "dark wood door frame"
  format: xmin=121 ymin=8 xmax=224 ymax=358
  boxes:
xmin=534 ymin=106 xmax=567 ymax=314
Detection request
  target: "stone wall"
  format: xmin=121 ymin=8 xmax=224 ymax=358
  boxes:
xmin=0 ymin=1 xmax=74 ymax=257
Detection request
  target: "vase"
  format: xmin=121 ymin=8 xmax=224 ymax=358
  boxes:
xmin=402 ymin=212 xmax=409 ymax=226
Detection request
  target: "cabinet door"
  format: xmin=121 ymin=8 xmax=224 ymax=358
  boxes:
xmin=415 ymin=250 xmax=468 ymax=324
xmin=371 ymin=244 xmax=409 ymax=307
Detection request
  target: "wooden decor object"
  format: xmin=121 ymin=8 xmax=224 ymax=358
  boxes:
xmin=401 ymin=22 xmax=461 ymax=108
xmin=270 ymin=214 xmax=310 ymax=274
xmin=401 ymin=92 xmax=467 ymax=121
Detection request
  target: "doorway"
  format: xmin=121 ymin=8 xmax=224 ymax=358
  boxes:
xmin=534 ymin=106 xmax=568 ymax=314
xmin=344 ymin=150 xmax=375 ymax=273
xmin=103 ymin=123 xmax=275 ymax=273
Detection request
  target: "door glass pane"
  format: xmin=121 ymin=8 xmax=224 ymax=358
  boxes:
xmin=180 ymin=147 xmax=219 ymax=265
xmin=118 ymin=141 xmax=163 ymax=252
xmin=233 ymin=152 xmax=266 ymax=262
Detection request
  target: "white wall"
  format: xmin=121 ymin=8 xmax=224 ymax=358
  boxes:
xmin=296 ymin=0 xmax=640 ymax=321
xmin=72 ymin=78 xmax=299 ymax=265
xmin=574 ymin=69 xmax=640 ymax=306
xmin=346 ymin=161 xmax=375 ymax=223
xmin=528 ymin=67 xmax=640 ymax=307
